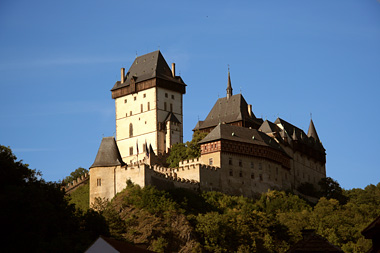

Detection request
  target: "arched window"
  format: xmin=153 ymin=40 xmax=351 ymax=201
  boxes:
xmin=129 ymin=123 xmax=133 ymax=137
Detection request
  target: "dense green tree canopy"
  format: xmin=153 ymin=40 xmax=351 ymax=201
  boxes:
xmin=63 ymin=167 xmax=88 ymax=184
xmin=0 ymin=145 xmax=108 ymax=252
xmin=167 ymin=130 xmax=207 ymax=167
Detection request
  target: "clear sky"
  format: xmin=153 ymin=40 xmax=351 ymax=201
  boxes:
xmin=1 ymin=0 xmax=379 ymax=190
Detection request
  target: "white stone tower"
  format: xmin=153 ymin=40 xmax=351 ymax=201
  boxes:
xmin=111 ymin=51 xmax=186 ymax=163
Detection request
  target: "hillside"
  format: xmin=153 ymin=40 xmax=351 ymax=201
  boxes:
xmin=74 ymin=181 xmax=380 ymax=253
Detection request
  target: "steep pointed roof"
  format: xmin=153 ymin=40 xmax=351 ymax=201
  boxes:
xmin=275 ymin=117 xmax=306 ymax=141
xmin=164 ymin=112 xmax=181 ymax=124
xmin=111 ymin=50 xmax=186 ymax=91
xmin=193 ymin=94 xmax=262 ymax=131
xmin=292 ymin=128 xmax=298 ymax=141
xmin=90 ymin=137 xmax=125 ymax=168
xmin=226 ymin=70 xmax=233 ymax=99
xmin=307 ymin=119 xmax=320 ymax=142
xmin=259 ymin=120 xmax=281 ymax=134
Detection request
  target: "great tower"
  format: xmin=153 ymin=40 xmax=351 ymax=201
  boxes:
xmin=111 ymin=51 xmax=186 ymax=163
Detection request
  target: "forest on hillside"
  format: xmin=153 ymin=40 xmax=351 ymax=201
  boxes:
xmin=88 ymin=181 xmax=379 ymax=252
xmin=2 ymin=144 xmax=380 ymax=252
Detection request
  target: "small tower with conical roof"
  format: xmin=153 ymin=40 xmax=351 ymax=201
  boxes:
xmin=226 ymin=68 xmax=233 ymax=99
xmin=89 ymin=137 xmax=126 ymax=205
xmin=307 ymin=119 xmax=320 ymax=142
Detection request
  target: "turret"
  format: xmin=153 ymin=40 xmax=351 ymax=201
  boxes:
xmin=226 ymin=69 xmax=233 ymax=99
xmin=307 ymin=119 xmax=320 ymax=142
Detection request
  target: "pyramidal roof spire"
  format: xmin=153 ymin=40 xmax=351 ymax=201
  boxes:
xmin=307 ymin=119 xmax=320 ymax=142
xmin=226 ymin=65 xmax=233 ymax=99
xmin=90 ymin=137 xmax=125 ymax=168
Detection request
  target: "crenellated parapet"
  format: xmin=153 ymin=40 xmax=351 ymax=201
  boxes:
xmin=200 ymin=164 xmax=220 ymax=171
xmin=63 ymin=173 xmax=89 ymax=194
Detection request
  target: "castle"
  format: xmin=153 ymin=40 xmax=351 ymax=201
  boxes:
xmin=89 ymin=51 xmax=326 ymax=205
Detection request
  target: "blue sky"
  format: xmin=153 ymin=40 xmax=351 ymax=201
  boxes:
xmin=1 ymin=0 xmax=379 ymax=190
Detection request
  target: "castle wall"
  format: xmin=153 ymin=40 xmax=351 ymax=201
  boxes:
xmin=176 ymin=158 xmax=201 ymax=181
xmin=216 ymin=152 xmax=291 ymax=197
xmin=279 ymin=144 xmax=326 ymax=190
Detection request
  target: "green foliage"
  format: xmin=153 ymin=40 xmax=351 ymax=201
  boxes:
xmin=123 ymin=184 xmax=179 ymax=214
xmin=98 ymin=181 xmax=380 ymax=253
xmin=4 ymin=145 xmax=377 ymax=253
xmin=151 ymin=237 xmax=168 ymax=253
xmin=67 ymin=181 xmax=89 ymax=211
xmin=0 ymin=145 xmax=108 ymax=252
xmin=167 ymin=130 xmax=207 ymax=167
xmin=318 ymin=177 xmax=348 ymax=204
xmin=297 ymin=182 xmax=319 ymax=198
xmin=166 ymin=142 xmax=187 ymax=168
xmin=63 ymin=167 xmax=88 ymax=184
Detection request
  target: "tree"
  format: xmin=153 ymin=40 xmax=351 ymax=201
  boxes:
xmin=166 ymin=143 xmax=187 ymax=168
xmin=0 ymin=145 xmax=108 ymax=252
xmin=167 ymin=130 xmax=207 ymax=167
xmin=64 ymin=167 xmax=88 ymax=184
xmin=318 ymin=177 xmax=348 ymax=204
xmin=186 ymin=130 xmax=208 ymax=159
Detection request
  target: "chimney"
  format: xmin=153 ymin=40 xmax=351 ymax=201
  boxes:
xmin=248 ymin=104 xmax=252 ymax=117
xmin=121 ymin=68 xmax=125 ymax=83
xmin=171 ymin=63 xmax=176 ymax=77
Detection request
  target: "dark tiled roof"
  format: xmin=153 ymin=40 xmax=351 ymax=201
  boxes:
xmin=275 ymin=117 xmax=325 ymax=151
xmin=199 ymin=124 xmax=285 ymax=153
xmin=193 ymin=94 xmax=262 ymax=130
xmin=165 ymin=112 xmax=181 ymax=124
xmin=362 ymin=214 xmax=380 ymax=239
xmin=86 ymin=236 xmax=153 ymax=253
xmin=111 ymin=50 xmax=185 ymax=91
xmin=90 ymin=137 xmax=125 ymax=168
xmin=275 ymin=118 xmax=306 ymax=141
xmin=259 ymin=120 xmax=281 ymax=134
xmin=287 ymin=230 xmax=344 ymax=252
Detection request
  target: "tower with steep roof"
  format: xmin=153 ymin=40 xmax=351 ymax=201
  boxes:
xmin=307 ymin=119 xmax=320 ymax=142
xmin=111 ymin=51 xmax=186 ymax=163
xmin=226 ymin=69 xmax=233 ymax=99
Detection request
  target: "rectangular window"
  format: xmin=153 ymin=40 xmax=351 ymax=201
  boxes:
xmin=134 ymin=97 xmax=137 ymax=101
xmin=124 ymin=99 xmax=127 ymax=103
xmin=239 ymin=171 xmax=242 ymax=177
xmin=130 ymin=111 xmax=132 ymax=116
xmin=164 ymin=102 xmax=167 ymax=111
xmin=129 ymin=147 xmax=133 ymax=155
xmin=259 ymin=174 xmax=263 ymax=181
xmin=171 ymin=94 xmax=174 ymax=99
xmin=229 ymin=170 xmax=233 ymax=176
xmin=143 ymin=93 xmax=146 ymax=98
xmin=209 ymin=158 xmax=213 ymax=165
xmin=229 ymin=158 xmax=232 ymax=165
xmin=259 ymin=163 xmax=262 ymax=170
xmin=239 ymin=160 xmax=242 ymax=167
xmin=97 ymin=178 xmax=101 ymax=186
xmin=170 ymin=103 xmax=173 ymax=112
xmin=250 ymin=162 xmax=254 ymax=168
xmin=147 ymin=102 xmax=150 ymax=111
xmin=141 ymin=104 xmax=143 ymax=113
xmin=251 ymin=173 xmax=255 ymax=179
xmin=165 ymin=93 xmax=168 ymax=98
